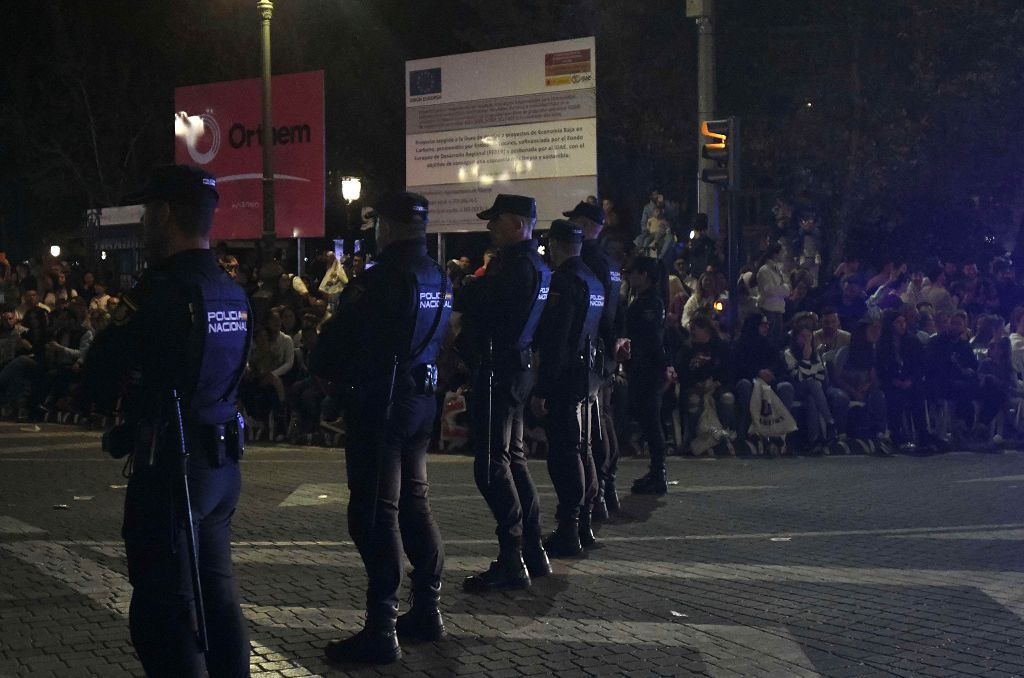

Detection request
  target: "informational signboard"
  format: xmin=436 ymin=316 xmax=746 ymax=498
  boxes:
xmin=174 ymin=70 xmax=325 ymax=240
xmin=406 ymin=38 xmax=597 ymax=232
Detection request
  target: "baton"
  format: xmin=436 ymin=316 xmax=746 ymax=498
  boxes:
xmin=484 ymin=338 xmax=494 ymax=488
xmin=582 ymin=336 xmax=592 ymax=449
xmin=370 ymin=356 xmax=399 ymax=531
xmin=171 ymin=389 xmax=208 ymax=654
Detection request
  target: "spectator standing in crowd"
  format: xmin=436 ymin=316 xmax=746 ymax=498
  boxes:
xmin=901 ymin=269 xmax=928 ymax=307
xmin=84 ymin=165 xmax=251 ymax=677
xmin=923 ymin=265 xmax=956 ymax=312
xmin=639 ymin=189 xmax=662 ymax=235
xmin=952 ymin=262 xmax=994 ymax=316
xmin=622 ymin=256 xmax=673 ymax=493
xmin=680 ymin=213 xmax=719 ymax=280
xmin=754 ymin=243 xmax=789 ymax=347
xmin=681 ymin=272 xmax=722 ymax=329
xmin=473 ymin=248 xmax=497 ymax=277
xmin=312 ymin=191 xmax=451 ymax=664
xmin=456 ymin=194 xmax=552 ymax=593
xmin=530 ymin=220 xmax=603 ymax=557
xmin=601 ymin=198 xmax=621 ymax=237
xmin=792 ymin=212 xmax=824 ymax=287
xmin=634 ymin=207 xmax=672 ymax=260
xmin=565 ymin=200 xmax=625 ymax=517
xmin=991 ymin=257 xmax=1021 ymax=318
xmin=835 ymin=276 xmax=869 ymax=331
xmin=978 ymin=337 xmax=1015 ymax=441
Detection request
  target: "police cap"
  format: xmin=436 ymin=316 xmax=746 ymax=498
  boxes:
xmin=367 ymin=191 xmax=429 ymax=224
xmin=126 ymin=165 xmax=219 ymax=206
xmin=562 ymin=201 xmax=604 ymax=225
xmin=547 ymin=219 xmax=584 ymax=244
xmin=477 ymin=194 xmax=537 ymax=221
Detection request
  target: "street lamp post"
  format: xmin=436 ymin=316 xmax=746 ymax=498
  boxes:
xmin=257 ymin=0 xmax=276 ymax=264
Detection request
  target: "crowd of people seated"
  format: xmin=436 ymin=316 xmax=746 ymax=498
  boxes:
xmin=2 ymin=195 xmax=1022 ymax=457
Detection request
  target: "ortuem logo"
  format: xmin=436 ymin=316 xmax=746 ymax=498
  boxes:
xmin=179 ymin=112 xmax=312 ymax=165
xmin=182 ymin=113 xmax=222 ymax=165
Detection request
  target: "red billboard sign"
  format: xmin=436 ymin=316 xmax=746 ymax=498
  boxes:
xmin=174 ymin=70 xmax=325 ymax=240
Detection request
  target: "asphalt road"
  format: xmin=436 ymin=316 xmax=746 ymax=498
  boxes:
xmin=2 ymin=421 xmax=1023 ymax=677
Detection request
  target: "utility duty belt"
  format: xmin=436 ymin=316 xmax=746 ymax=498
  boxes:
xmin=103 ymin=415 xmax=245 ymax=472
xmin=491 ymin=346 xmax=534 ymax=372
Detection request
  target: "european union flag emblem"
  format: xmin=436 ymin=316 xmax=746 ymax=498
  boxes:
xmin=410 ymin=68 xmax=442 ymax=96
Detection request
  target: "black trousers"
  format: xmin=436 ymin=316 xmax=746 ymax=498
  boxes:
xmin=123 ymin=457 xmax=249 ymax=678
xmin=471 ymin=369 xmax=542 ymax=546
xmin=590 ymin=378 xmax=620 ymax=490
xmin=345 ymin=386 xmax=444 ymax=625
xmin=627 ymin=370 xmax=666 ymax=473
xmin=544 ymin=395 xmax=599 ymax=521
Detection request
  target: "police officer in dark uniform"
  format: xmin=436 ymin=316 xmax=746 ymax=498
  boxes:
xmin=456 ymin=194 xmax=552 ymax=592
xmin=623 ymin=256 xmax=673 ymax=495
xmin=84 ymin=165 xmax=251 ymax=677
xmin=311 ymin=191 xmax=451 ymax=664
xmin=564 ymin=201 xmax=625 ymax=517
xmin=530 ymin=220 xmax=604 ymax=557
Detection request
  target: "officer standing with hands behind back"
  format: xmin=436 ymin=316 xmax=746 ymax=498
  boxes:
xmin=456 ymin=194 xmax=552 ymax=592
xmin=564 ymin=200 xmax=626 ymax=517
xmin=311 ymin=191 xmax=451 ymax=664
xmin=84 ymin=165 xmax=251 ymax=677
xmin=530 ymin=219 xmax=604 ymax=557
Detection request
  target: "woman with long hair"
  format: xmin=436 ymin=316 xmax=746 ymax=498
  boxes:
xmin=876 ymin=309 xmax=930 ymax=448
xmin=835 ymin=318 xmax=889 ymax=446
xmin=733 ymin=312 xmax=794 ymax=449
xmin=783 ymin=325 xmax=842 ymax=452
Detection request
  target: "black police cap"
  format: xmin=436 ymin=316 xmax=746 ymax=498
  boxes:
xmin=562 ymin=201 xmax=604 ymax=226
xmin=126 ymin=165 xmax=219 ymax=206
xmin=477 ymin=194 xmax=537 ymax=220
xmin=367 ymin=191 xmax=429 ymax=224
xmin=547 ymin=219 xmax=585 ymax=244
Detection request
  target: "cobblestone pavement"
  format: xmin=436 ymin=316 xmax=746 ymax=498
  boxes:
xmin=2 ymin=421 xmax=1024 ymax=677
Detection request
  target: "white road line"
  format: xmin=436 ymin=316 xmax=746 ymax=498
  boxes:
xmin=0 ymin=516 xmax=47 ymax=534
xmin=0 ymin=441 xmax=100 ymax=454
xmin=957 ymin=474 xmax=1024 ymax=483
xmin=244 ymin=604 xmax=820 ymax=677
xmin=1 ymin=541 xmax=309 ymax=675
xmin=890 ymin=528 xmax=1024 ymax=540
xmin=0 ymin=430 xmax=102 ymax=438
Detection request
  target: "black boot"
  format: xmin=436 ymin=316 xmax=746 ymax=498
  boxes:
xmin=324 ymin=617 xmax=401 ymax=664
xmin=578 ymin=510 xmax=598 ymax=548
xmin=604 ymin=480 xmax=620 ymax=512
xmin=396 ymin=582 xmax=445 ymax=642
xmin=543 ymin=519 xmax=583 ymax=557
xmin=522 ymin=538 xmax=552 ymax=578
xmin=463 ymin=539 xmax=531 ymax=593
xmin=631 ymin=469 xmax=667 ymax=495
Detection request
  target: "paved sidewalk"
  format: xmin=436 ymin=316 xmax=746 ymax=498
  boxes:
xmin=2 ymin=421 xmax=1024 ymax=676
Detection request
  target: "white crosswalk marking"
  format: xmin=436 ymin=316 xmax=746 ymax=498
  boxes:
xmin=0 ymin=516 xmax=47 ymax=534
xmin=0 ymin=441 xmax=100 ymax=454
xmin=957 ymin=474 xmax=1024 ymax=483
xmin=1 ymin=541 xmax=310 ymax=675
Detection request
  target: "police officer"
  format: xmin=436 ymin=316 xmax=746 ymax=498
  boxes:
xmin=311 ymin=191 xmax=451 ymax=664
xmin=84 ymin=165 xmax=251 ymax=677
xmin=563 ymin=201 xmax=625 ymax=517
xmin=456 ymin=194 xmax=552 ymax=592
xmin=530 ymin=220 xmax=604 ymax=556
xmin=623 ymin=256 xmax=673 ymax=495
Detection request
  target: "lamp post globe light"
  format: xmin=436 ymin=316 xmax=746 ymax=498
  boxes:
xmin=341 ymin=176 xmax=362 ymax=204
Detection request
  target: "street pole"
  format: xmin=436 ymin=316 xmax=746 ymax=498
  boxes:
xmin=689 ymin=0 xmax=718 ymax=235
xmin=257 ymin=0 xmax=276 ymax=264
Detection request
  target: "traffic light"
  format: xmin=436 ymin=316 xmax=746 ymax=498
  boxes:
xmin=700 ymin=117 xmax=740 ymax=190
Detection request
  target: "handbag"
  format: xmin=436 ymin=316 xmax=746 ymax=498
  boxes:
xmin=749 ymin=377 xmax=798 ymax=439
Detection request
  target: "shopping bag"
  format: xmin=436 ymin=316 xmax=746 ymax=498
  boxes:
xmin=749 ymin=378 xmax=797 ymax=438
xmin=318 ymin=256 xmax=349 ymax=295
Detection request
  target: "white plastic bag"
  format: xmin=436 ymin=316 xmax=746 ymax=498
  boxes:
xmin=318 ymin=255 xmax=348 ymax=295
xmin=749 ymin=378 xmax=797 ymax=438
